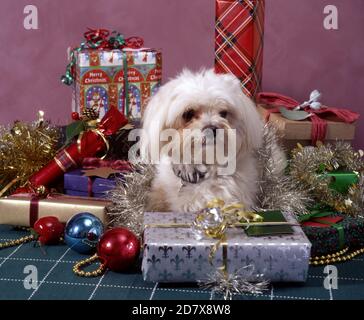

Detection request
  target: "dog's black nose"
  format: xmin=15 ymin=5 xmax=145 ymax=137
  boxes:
xmin=203 ymin=125 xmax=218 ymax=137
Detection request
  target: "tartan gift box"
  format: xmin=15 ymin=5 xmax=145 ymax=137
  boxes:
xmin=142 ymin=211 xmax=311 ymax=283
xmin=215 ymin=0 xmax=265 ymax=98
xmin=63 ymin=169 xmax=119 ymax=198
xmin=301 ymin=213 xmax=364 ymax=256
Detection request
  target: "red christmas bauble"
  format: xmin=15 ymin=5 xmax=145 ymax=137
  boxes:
xmin=71 ymin=112 xmax=80 ymax=121
xmin=33 ymin=216 xmax=64 ymax=245
xmin=97 ymin=227 xmax=140 ymax=272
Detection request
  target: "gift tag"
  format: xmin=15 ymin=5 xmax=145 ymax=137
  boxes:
xmin=82 ymin=167 xmax=120 ymax=179
xmin=279 ymin=107 xmax=312 ymax=121
xmin=245 ymin=211 xmax=294 ymax=237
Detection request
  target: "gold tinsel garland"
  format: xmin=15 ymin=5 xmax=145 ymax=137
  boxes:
xmin=289 ymin=142 xmax=364 ymax=216
xmin=0 ymin=112 xmax=60 ymax=196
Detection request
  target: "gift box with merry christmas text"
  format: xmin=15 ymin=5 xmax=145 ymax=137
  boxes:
xmin=73 ymin=47 xmax=162 ymax=122
xmin=142 ymin=211 xmax=311 ymax=283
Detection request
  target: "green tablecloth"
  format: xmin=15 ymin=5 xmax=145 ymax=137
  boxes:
xmin=0 ymin=225 xmax=363 ymax=300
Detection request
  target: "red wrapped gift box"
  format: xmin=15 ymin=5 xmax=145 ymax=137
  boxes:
xmin=215 ymin=0 xmax=265 ymax=98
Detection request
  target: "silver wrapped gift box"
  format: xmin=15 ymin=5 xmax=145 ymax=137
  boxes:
xmin=142 ymin=211 xmax=311 ymax=283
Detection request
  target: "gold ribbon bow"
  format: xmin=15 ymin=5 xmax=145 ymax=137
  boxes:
xmin=192 ymin=198 xmax=263 ymax=268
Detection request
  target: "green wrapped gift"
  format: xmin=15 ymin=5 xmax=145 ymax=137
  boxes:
xmin=301 ymin=213 xmax=364 ymax=256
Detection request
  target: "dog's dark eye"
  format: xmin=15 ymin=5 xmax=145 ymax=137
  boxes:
xmin=183 ymin=109 xmax=195 ymax=122
xmin=219 ymin=110 xmax=228 ymax=118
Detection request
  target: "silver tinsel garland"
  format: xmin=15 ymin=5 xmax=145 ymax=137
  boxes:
xmin=255 ymin=124 xmax=312 ymax=215
xmin=107 ymin=162 xmax=154 ymax=236
xmin=198 ymin=266 xmax=269 ymax=300
xmin=107 ymin=123 xmax=311 ymax=234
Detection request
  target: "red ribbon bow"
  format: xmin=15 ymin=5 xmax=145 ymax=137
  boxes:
xmin=83 ymin=28 xmax=144 ymax=50
xmin=256 ymin=92 xmax=360 ymax=144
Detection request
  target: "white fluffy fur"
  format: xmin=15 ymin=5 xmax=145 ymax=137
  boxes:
xmin=141 ymin=69 xmax=265 ymax=213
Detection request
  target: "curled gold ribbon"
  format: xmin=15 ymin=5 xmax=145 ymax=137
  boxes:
xmin=0 ymin=177 xmax=20 ymax=197
xmin=195 ymin=199 xmax=262 ymax=268
xmin=206 ymin=198 xmax=263 ymax=225
xmin=77 ymin=129 xmax=109 ymax=160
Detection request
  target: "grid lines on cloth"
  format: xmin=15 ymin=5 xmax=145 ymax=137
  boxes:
xmin=1 ymin=225 xmax=364 ymax=300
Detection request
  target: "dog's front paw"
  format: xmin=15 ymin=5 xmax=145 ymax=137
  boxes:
xmin=172 ymin=164 xmax=208 ymax=184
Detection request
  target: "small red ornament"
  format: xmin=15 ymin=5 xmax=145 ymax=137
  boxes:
xmin=71 ymin=112 xmax=80 ymax=121
xmin=97 ymin=227 xmax=140 ymax=272
xmin=33 ymin=216 xmax=64 ymax=245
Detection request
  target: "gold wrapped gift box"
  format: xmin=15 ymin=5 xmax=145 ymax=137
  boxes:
xmin=0 ymin=195 xmax=111 ymax=226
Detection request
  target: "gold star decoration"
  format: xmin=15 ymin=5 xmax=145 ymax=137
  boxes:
xmin=344 ymin=198 xmax=353 ymax=207
xmin=82 ymin=167 xmax=120 ymax=179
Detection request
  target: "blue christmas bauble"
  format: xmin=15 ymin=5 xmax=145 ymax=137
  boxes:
xmin=64 ymin=212 xmax=104 ymax=254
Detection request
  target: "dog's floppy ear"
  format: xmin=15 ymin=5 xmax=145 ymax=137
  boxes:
xmin=239 ymin=91 xmax=263 ymax=151
xmin=141 ymin=84 xmax=169 ymax=162
xmin=219 ymin=73 xmax=263 ymax=152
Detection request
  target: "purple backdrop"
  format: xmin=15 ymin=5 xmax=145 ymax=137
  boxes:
xmin=0 ymin=0 xmax=363 ymax=147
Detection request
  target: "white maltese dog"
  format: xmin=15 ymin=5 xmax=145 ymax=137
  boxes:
xmin=141 ymin=69 xmax=272 ymax=213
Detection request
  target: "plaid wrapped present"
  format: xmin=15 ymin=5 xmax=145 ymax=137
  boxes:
xmin=301 ymin=214 xmax=364 ymax=256
xmin=215 ymin=0 xmax=265 ymax=98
